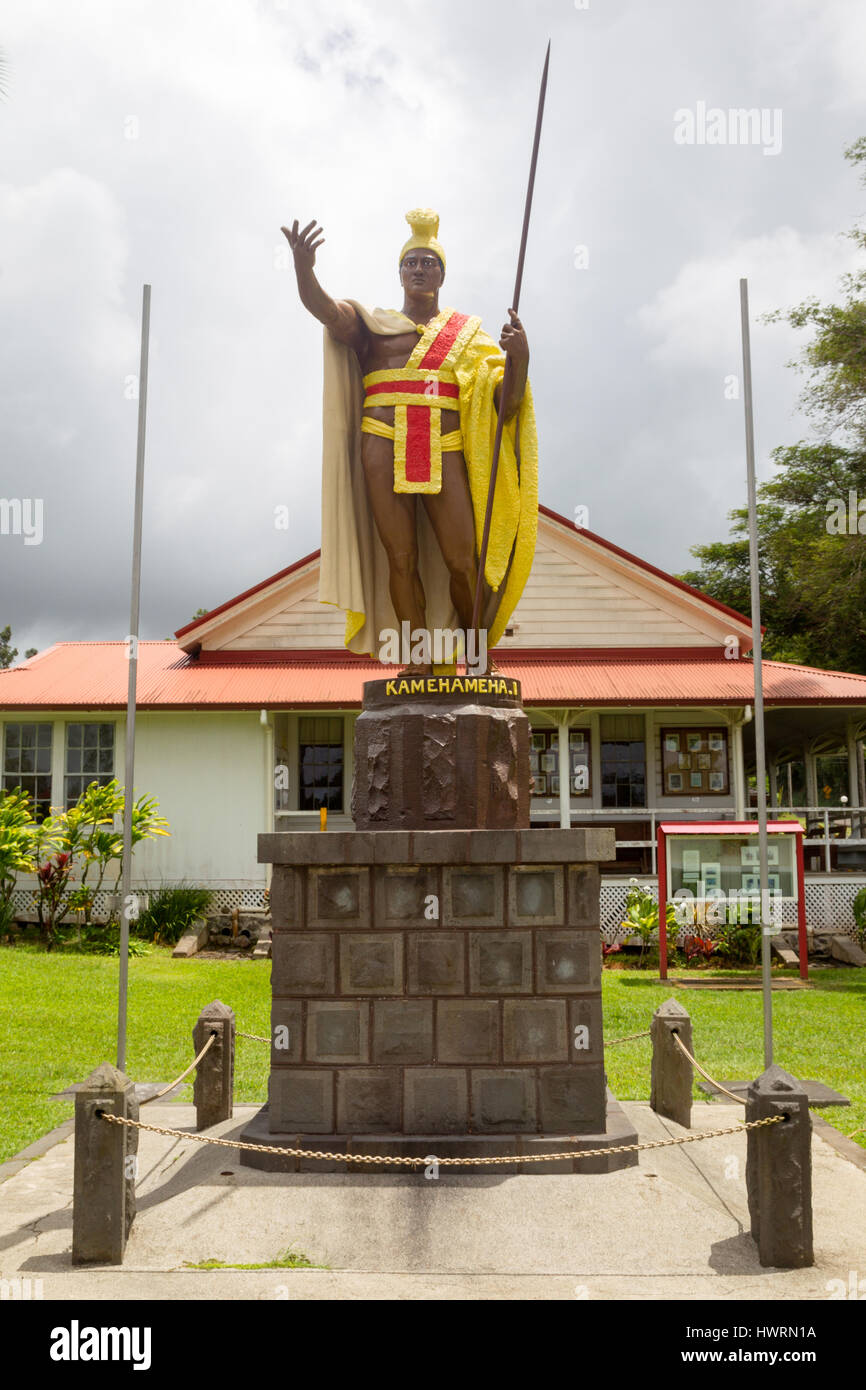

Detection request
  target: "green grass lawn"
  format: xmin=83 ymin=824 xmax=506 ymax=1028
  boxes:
xmin=1 ymin=945 xmax=863 ymax=1165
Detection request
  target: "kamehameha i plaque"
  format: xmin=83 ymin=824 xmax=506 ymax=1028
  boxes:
xmin=241 ymin=50 xmax=639 ymax=1172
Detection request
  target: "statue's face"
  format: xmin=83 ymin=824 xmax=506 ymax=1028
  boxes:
xmin=400 ymin=250 xmax=444 ymax=292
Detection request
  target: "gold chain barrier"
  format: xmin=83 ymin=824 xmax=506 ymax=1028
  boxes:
xmin=99 ymin=1109 xmax=783 ymax=1166
xmin=239 ymin=1028 xmax=652 ymax=1049
xmin=604 ymin=1030 xmax=651 ymax=1047
xmin=670 ymin=1030 xmax=747 ymax=1106
xmin=139 ymin=1031 xmax=217 ymax=1107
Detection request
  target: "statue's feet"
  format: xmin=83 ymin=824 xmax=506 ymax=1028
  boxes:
xmin=398 ymin=662 xmax=433 ymax=677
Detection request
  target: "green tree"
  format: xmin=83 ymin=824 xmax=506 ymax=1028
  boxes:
xmin=679 ymin=139 xmax=866 ymax=674
xmin=0 ymin=626 xmax=37 ymax=668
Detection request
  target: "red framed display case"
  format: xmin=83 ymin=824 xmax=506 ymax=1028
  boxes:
xmin=656 ymin=821 xmax=807 ymax=981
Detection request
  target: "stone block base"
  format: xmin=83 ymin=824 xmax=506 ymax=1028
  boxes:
xmin=238 ymin=1092 xmax=638 ymax=1176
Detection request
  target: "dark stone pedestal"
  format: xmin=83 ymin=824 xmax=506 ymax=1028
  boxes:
xmin=240 ymin=827 xmax=637 ymax=1175
xmin=352 ymin=676 xmax=530 ymax=830
xmin=239 ymin=1089 xmax=637 ymax=1175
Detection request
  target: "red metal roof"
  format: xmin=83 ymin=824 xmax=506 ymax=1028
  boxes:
xmin=2 ymin=644 xmax=865 ymax=710
xmin=657 ymin=822 xmax=805 ymax=836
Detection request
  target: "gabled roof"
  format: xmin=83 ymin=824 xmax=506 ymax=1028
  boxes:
xmin=174 ymin=548 xmax=321 ymax=640
xmin=536 ymin=505 xmax=754 ymax=630
xmin=6 ymin=504 xmax=853 ymax=712
xmin=173 ymin=503 xmax=756 ymax=655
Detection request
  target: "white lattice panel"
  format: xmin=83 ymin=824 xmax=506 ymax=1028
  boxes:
xmin=804 ymin=879 xmax=864 ymax=936
xmin=209 ymin=889 xmax=267 ymax=913
xmin=9 ymin=886 xmax=267 ymax=924
xmin=600 ymin=879 xmax=651 ymax=942
xmin=600 ymin=877 xmax=864 ymax=939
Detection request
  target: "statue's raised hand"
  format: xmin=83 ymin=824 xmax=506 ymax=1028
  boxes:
xmin=281 ymin=219 xmax=325 ymax=272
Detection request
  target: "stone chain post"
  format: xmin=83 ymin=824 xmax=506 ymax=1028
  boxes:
xmin=746 ymin=1065 xmax=814 ymax=1268
xmin=650 ymin=998 xmax=693 ymax=1129
xmin=72 ymin=1063 xmax=139 ymax=1265
xmin=193 ymin=1000 xmax=235 ymax=1130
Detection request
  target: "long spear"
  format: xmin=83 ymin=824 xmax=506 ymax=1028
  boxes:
xmin=470 ymin=41 xmax=550 ymax=640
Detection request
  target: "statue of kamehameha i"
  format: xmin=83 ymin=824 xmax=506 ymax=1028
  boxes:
xmin=281 ymin=209 xmax=539 ymax=671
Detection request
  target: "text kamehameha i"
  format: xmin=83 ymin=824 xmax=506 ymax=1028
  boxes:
xmin=383 ymin=675 xmax=519 ymax=699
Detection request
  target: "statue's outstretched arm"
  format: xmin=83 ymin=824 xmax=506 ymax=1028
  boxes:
xmin=281 ymin=219 xmax=367 ymax=355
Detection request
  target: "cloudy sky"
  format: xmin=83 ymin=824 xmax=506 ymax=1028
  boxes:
xmin=2 ymin=0 xmax=865 ymax=655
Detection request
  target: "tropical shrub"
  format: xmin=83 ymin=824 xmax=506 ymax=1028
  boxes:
xmin=852 ymin=887 xmax=866 ymax=950
xmin=715 ymin=921 xmax=762 ymax=967
xmin=0 ymin=781 xmax=170 ymax=948
xmin=133 ymin=883 xmax=214 ymax=945
xmin=621 ymin=880 xmax=680 ymax=968
xmin=0 ymin=789 xmax=36 ymax=914
xmin=683 ymin=934 xmax=716 ymax=964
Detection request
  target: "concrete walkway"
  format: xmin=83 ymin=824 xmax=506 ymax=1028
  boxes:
xmin=1 ymin=1101 xmax=864 ymax=1300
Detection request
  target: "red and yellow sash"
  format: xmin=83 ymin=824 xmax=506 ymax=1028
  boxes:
xmin=362 ymin=308 xmax=481 ymax=493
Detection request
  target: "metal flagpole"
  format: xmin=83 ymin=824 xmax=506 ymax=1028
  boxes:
xmin=739 ymin=277 xmax=773 ymax=1068
xmin=470 ymin=41 xmax=550 ymax=639
xmin=117 ymin=283 xmax=151 ymax=1071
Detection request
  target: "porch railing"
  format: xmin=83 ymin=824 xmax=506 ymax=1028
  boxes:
xmin=562 ymin=804 xmax=866 ymax=875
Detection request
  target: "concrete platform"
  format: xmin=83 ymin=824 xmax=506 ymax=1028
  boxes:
xmin=237 ymin=1090 xmax=639 ymax=1174
xmin=1 ymin=1101 xmax=865 ymax=1300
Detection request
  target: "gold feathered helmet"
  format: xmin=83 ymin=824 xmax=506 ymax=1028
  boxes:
xmin=399 ymin=208 xmax=446 ymax=274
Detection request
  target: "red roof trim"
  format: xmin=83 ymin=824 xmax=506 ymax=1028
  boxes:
xmin=498 ymin=646 xmax=732 ymax=663
xmin=173 ymin=549 xmax=322 ymax=639
xmin=658 ymin=822 xmax=804 ymax=836
xmin=193 ymin=648 xmax=383 ymax=667
xmin=538 ymin=503 xmax=755 ymax=631
xmin=188 ymin=645 xmax=734 ymax=667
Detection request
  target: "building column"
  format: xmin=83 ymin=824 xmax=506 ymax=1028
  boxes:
xmin=803 ymin=740 xmax=819 ymax=811
xmin=261 ymin=711 xmax=274 ymax=896
xmin=732 ymin=717 xmax=746 ymax=820
xmin=768 ymin=759 xmax=779 ymax=812
xmin=846 ymin=721 xmax=862 ymax=838
xmin=554 ymin=712 xmax=571 ymax=830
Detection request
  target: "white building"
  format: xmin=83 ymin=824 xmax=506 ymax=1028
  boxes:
xmin=3 ymin=505 xmax=865 ymax=935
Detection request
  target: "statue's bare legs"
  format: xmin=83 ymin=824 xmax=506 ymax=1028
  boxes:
xmin=362 ymin=438 xmax=480 ymax=670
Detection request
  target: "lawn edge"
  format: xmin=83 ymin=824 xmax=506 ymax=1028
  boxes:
xmin=0 ymin=1117 xmax=75 ymax=1185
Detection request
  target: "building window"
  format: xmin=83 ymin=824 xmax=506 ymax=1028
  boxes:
xmin=65 ymin=723 xmax=115 ymax=806
xmin=530 ymin=727 xmax=591 ymax=797
xmin=661 ymin=727 xmax=729 ymax=796
xmin=2 ymin=722 xmax=53 ymax=820
xmin=298 ymin=716 xmax=343 ymax=812
xmin=600 ymin=714 xmax=646 ymax=808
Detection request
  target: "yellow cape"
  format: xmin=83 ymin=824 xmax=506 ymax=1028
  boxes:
xmin=319 ymin=302 xmax=538 ymax=656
